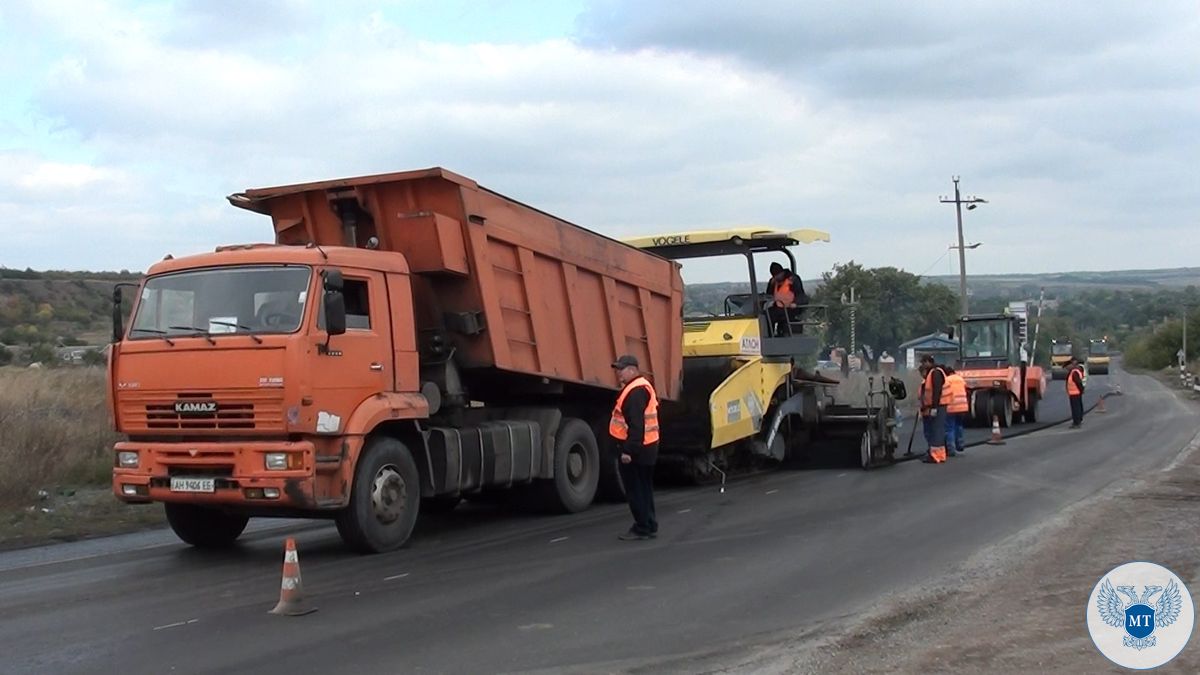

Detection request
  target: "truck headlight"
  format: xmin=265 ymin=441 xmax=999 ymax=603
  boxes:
xmin=992 ymin=380 xmax=1003 ymax=387
xmin=117 ymin=451 xmax=139 ymax=468
xmin=265 ymin=452 xmax=302 ymax=470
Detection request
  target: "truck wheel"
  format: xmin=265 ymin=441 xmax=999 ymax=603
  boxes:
xmin=859 ymin=431 xmax=873 ymax=470
xmin=970 ymin=390 xmax=990 ymax=427
xmin=164 ymin=503 xmax=248 ymax=548
xmin=1022 ymin=394 xmax=1039 ymax=423
xmin=336 ymin=436 xmax=421 ymax=554
xmin=542 ymin=418 xmax=599 ymax=513
xmin=991 ymin=392 xmax=1012 ymax=428
xmin=597 ymin=451 xmax=627 ymax=503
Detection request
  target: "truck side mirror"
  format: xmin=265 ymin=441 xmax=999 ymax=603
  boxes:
xmin=322 ymin=269 xmax=347 ymax=337
xmin=111 ymin=283 xmax=139 ymax=343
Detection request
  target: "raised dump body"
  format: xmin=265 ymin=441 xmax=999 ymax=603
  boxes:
xmin=228 ymin=167 xmax=683 ymax=402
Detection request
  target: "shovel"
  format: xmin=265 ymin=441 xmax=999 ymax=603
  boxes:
xmin=903 ymin=410 xmax=919 ymax=458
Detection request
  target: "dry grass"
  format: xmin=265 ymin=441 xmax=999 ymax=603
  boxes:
xmin=0 ymin=366 xmax=120 ymax=508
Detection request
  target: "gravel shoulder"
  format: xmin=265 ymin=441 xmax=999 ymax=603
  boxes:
xmin=701 ymin=388 xmax=1200 ymax=674
xmin=0 ymin=488 xmax=164 ymax=552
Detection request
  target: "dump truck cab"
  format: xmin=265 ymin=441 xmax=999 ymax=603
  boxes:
xmin=955 ymin=312 xmax=1045 ymax=427
xmin=625 ymin=228 xmax=901 ymax=474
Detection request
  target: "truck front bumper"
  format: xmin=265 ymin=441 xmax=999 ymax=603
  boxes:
xmin=112 ymin=440 xmax=322 ymax=509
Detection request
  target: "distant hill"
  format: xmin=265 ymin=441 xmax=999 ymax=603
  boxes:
xmin=684 ymin=266 xmax=1200 ymax=313
xmin=925 ymin=267 xmax=1200 ymax=299
xmin=3 ymin=265 xmax=1196 ymax=349
xmin=0 ymin=268 xmax=138 ymax=348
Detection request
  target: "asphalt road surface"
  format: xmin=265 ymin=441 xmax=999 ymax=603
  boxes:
xmin=0 ymin=365 xmax=1181 ymax=675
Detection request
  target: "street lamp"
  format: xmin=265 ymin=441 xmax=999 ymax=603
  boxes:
xmin=940 ymin=177 xmax=988 ymax=315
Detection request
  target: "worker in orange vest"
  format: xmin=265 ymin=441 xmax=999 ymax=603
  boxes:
xmin=766 ymin=262 xmax=806 ymax=337
xmin=610 ymin=354 xmax=660 ymax=540
xmin=918 ymin=354 xmax=952 ymax=463
xmin=1066 ymin=356 xmax=1086 ymax=428
xmin=944 ymin=364 xmax=970 ymax=456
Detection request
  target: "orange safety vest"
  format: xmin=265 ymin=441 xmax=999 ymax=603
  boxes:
xmin=946 ymin=373 xmax=969 ymax=414
xmin=1067 ymin=367 xmax=1084 ymax=396
xmin=610 ymin=376 xmax=661 ymax=445
xmin=922 ymin=367 xmax=954 ymax=408
xmin=773 ymin=275 xmax=796 ymax=308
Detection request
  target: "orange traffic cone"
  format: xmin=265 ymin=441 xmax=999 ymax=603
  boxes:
xmin=987 ymin=415 xmax=1006 ymax=445
xmin=269 ymin=538 xmax=317 ymax=616
xmin=1097 ymin=395 xmax=1107 ymax=413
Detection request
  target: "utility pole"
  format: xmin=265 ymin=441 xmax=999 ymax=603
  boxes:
xmin=841 ymin=285 xmax=859 ymax=365
xmin=940 ymin=177 xmax=987 ymax=316
xmin=1030 ymin=287 xmax=1045 ymax=365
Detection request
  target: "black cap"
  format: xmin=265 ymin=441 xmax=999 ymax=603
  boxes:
xmin=612 ymin=354 xmax=639 ymax=370
xmin=769 ymin=262 xmax=783 ymax=274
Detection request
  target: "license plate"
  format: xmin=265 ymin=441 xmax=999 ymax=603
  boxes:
xmin=170 ymin=477 xmax=216 ymax=493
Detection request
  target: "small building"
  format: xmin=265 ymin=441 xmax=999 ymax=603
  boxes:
xmin=898 ymin=333 xmax=959 ymax=370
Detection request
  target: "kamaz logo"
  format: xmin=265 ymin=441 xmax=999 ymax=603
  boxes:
xmin=174 ymin=401 xmax=218 ymax=415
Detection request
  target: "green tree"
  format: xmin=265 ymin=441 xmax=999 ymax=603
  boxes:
xmin=813 ymin=262 xmax=958 ymax=361
xmin=28 ymin=343 xmax=57 ymax=365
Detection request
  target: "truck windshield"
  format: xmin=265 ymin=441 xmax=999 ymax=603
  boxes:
xmin=1090 ymin=342 xmax=1108 ymax=355
xmin=1052 ymin=344 xmax=1073 ymax=355
xmin=961 ymin=321 xmax=1010 ymax=359
xmin=130 ymin=266 xmax=311 ymax=338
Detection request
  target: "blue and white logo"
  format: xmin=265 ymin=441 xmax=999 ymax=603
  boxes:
xmin=1088 ymin=562 xmax=1195 ymax=669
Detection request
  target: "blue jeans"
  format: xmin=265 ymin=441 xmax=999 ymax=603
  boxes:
xmin=946 ymin=413 xmax=965 ymax=453
xmin=922 ymin=407 xmax=947 ymax=452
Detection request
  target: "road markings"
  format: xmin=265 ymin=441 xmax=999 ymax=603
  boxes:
xmin=627 ymin=585 xmax=656 ymax=591
xmin=153 ymin=619 xmax=198 ymax=631
xmin=677 ymin=508 xmax=692 ymax=514
xmin=766 ymin=489 xmax=779 ymax=495
xmin=549 ymin=536 xmax=569 ymax=544
xmin=384 ymin=573 xmax=410 ymax=581
xmin=518 ymin=623 xmax=554 ymax=631
xmin=836 ymin=473 xmax=847 ymax=478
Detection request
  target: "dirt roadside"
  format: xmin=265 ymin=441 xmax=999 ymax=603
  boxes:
xmin=702 ymin=389 xmax=1200 ymax=674
xmin=0 ymin=488 xmax=164 ymax=552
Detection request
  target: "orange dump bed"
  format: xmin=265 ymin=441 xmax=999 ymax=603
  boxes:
xmin=229 ymin=167 xmax=683 ymax=400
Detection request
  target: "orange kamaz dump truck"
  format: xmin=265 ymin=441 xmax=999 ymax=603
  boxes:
xmin=109 ymin=167 xmax=683 ymax=553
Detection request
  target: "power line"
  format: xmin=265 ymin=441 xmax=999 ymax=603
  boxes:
xmin=916 ymin=249 xmax=951 ymax=279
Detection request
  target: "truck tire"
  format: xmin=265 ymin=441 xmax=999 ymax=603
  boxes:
xmin=336 ymin=436 xmax=421 ymax=554
xmin=164 ymin=503 xmax=248 ymax=548
xmin=594 ymin=421 xmax=627 ymax=503
xmin=597 ymin=452 xmax=627 ymax=503
xmin=990 ymin=392 xmax=1013 ymax=428
xmin=542 ymin=418 xmax=599 ymax=513
xmin=970 ymin=390 xmax=991 ymax=427
xmin=1022 ymin=393 xmax=1039 ymax=424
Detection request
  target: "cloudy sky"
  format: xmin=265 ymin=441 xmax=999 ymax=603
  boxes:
xmin=1 ymin=0 xmax=1197 ymax=283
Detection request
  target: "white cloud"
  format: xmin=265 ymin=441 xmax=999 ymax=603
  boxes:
xmin=11 ymin=159 xmax=119 ymax=192
xmin=0 ymin=0 xmax=1197 ymax=280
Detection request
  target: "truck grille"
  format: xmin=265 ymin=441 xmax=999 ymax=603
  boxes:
xmin=120 ymin=391 xmax=285 ymax=433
